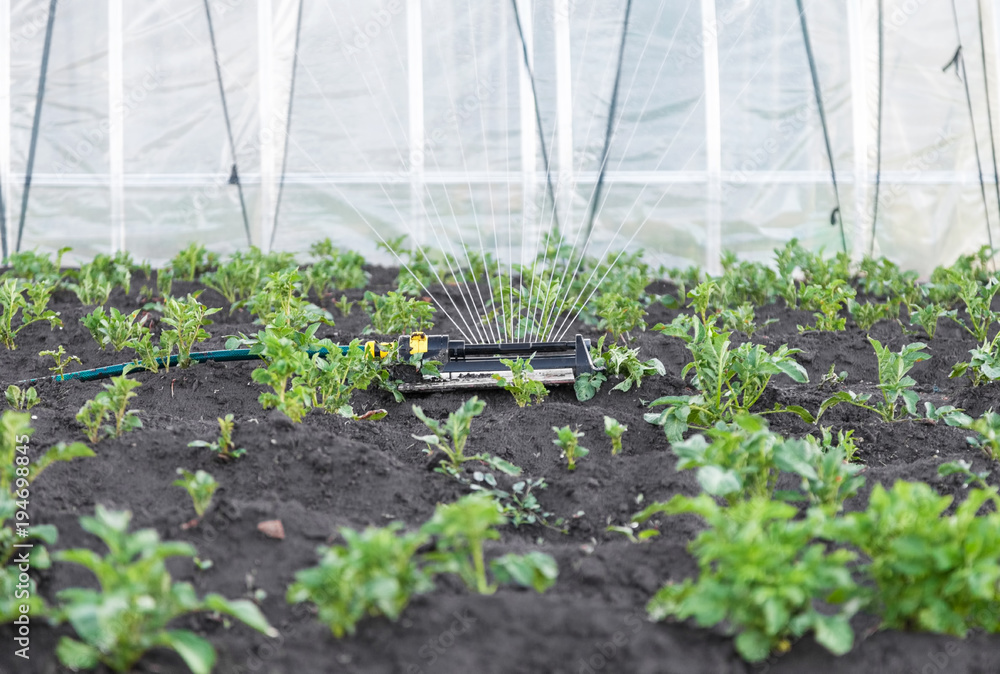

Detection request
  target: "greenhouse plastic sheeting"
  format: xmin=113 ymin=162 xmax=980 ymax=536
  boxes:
xmin=2 ymin=0 xmax=1000 ymax=276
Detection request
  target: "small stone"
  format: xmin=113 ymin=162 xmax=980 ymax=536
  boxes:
xmin=257 ymin=520 xmax=285 ymax=540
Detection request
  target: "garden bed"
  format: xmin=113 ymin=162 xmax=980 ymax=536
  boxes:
xmin=3 ymin=263 xmax=1000 ymax=674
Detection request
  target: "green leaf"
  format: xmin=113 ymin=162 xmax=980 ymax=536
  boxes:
xmin=735 ymin=629 xmax=773 ymax=662
xmin=779 ymin=405 xmax=815 ymax=424
xmin=158 ymin=630 xmax=216 ymax=674
xmin=775 ymin=359 xmax=808 ymax=383
xmin=56 ymin=637 xmax=100 ymax=670
xmin=482 ymin=455 xmax=522 ymax=476
xmin=490 ymin=551 xmax=558 ymax=593
xmin=696 ymin=465 xmax=741 ymax=496
xmin=812 ymin=614 xmax=854 ymax=656
xmin=203 ymin=594 xmax=278 ymax=636
xmin=30 ymin=523 xmax=58 ymax=545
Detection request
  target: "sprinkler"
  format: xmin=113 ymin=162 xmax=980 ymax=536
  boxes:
xmin=394 ymin=332 xmax=598 ymax=392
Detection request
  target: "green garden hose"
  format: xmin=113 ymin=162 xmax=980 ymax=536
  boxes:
xmin=19 ymin=345 xmax=353 ymax=384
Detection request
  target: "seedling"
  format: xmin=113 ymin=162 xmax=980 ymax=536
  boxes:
xmin=1 ymin=246 xmax=68 ymax=284
xmin=65 ymin=252 xmax=135 ymax=304
xmin=599 ymin=342 xmax=665 ymax=392
xmin=908 ymin=302 xmax=947 ymax=339
xmin=202 ymin=254 xmax=262 ymax=307
xmin=819 ymin=363 xmax=848 ymax=388
xmin=595 ymin=292 xmax=646 ymax=342
xmin=173 ymin=468 xmax=218 ymax=519
xmin=947 ymin=277 xmax=1000 ymax=342
xmin=334 ymin=294 xmax=354 ymax=316
xmin=412 ymin=396 xmax=488 ymax=473
xmin=637 ymin=495 xmax=859 ymax=662
xmin=160 ymin=292 xmax=219 ymax=368
xmin=807 ymin=338 xmax=929 ymax=424
xmin=552 ymin=426 xmax=588 ymax=470
xmin=470 ymin=473 xmax=561 ymax=530
xmin=5 ymin=384 xmax=39 ymax=410
xmin=188 ymin=414 xmax=246 ymax=460
xmin=420 ymin=492 xmax=507 ymax=594
xmin=494 ymin=357 xmax=549 ymax=407
xmin=81 ymin=306 xmax=149 ymax=351
xmin=39 ymin=345 xmax=82 ymax=377
xmin=286 ymin=522 xmax=432 ymax=638
xmin=54 ymin=505 xmax=275 ymax=673
xmin=238 ymin=268 xmax=333 ymax=330
xmin=304 ymin=241 xmax=368 ymax=296
xmin=797 ymin=280 xmax=855 ymax=332
xmin=76 ymin=398 xmax=109 ymax=444
xmin=0 ymin=279 xmax=61 ymax=349
xmin=719 ymin=303 xmax=777 ymax=337
xmin=964 ymin=410 xmax=1000 ymax=461
xmin=0 ymin=412 xmax=93 ymax=622
xmin=363 ymin=290 xmax=435 ymax=334
xmin=102 ymin=375 xmax=143 ymax=438
xmin=847 ymin=299 xmax=893 ymax=332
xmin=169 ymin=242 xmax=218 ymax=281
xmin=127 ymin=332 xmax=171 ymax=374
xmin=76 ymin=375 xmax=142 ymax=442
xmin=249 ymin=324 xmax=314 ymax=422
xmin=604 ymin=416 xmax=627 ymax=455
xmin=649 ymin=317 xmax=807 ymax=440
xmin=156 ymin=268 xmax=174 ymax=298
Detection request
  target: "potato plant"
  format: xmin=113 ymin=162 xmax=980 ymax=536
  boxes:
xmin=81 ymin=306 xmax=149 ymax=351
xmin=797 ymin=280 xmax=855 ymax=332
xmin=411 ymin=397 xmax=517 ymax=477
xmin=603 ymin=416 xmax=627 ymax=455
xmin=289 ymin=493 xmax=557 ymax=637
xmin=829 ymin=481 xmax=1000 ymax=636
xmin=173 ymin=469 xmax=218 ymax=518
xmin=54 ymin=505 xmax=275 ymax=673
xmin=169 ymin=242 xmax=218 ymax=281
xmin=160 ymin=292 xmax=219 ymax=368
xmin=188 ymin=414 xmax=246 ymax=460
xmin=363 ymin=290 xmax=435 ymax=335
xmin=0 ymin=278 xmax=62 ymax=349
xmin=494 ymin=357 xmax=549 ymax=407
xmin=39 ymin=345 xmax=82 ymax=377
xmin=649 ymin=316 xmax=807 ymax=440
xmin=5 ymin=384 xmax=39 ymax=411
xmin=638 ymin=495 xmax=858 ymax=662
xmin=75 ymin=375 xmax=142 ymax=442
xmin=803 ymin=338 xmax=931 ymax=424
xmin=552 ymin=426 xmax=588 ymax=471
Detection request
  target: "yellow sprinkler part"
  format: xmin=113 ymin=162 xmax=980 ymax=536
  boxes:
xmin=409 ymin=332 xmax=428 ymax=354
xmin=364 ymin=341 xmax=391 ymax=359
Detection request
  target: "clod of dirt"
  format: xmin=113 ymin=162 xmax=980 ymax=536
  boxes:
xmin=257 ymin=519 xmax=285 ymax=540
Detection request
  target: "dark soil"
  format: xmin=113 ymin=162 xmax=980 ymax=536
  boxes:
xmin=3 ymin=269 xmax=1000 ymax=674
